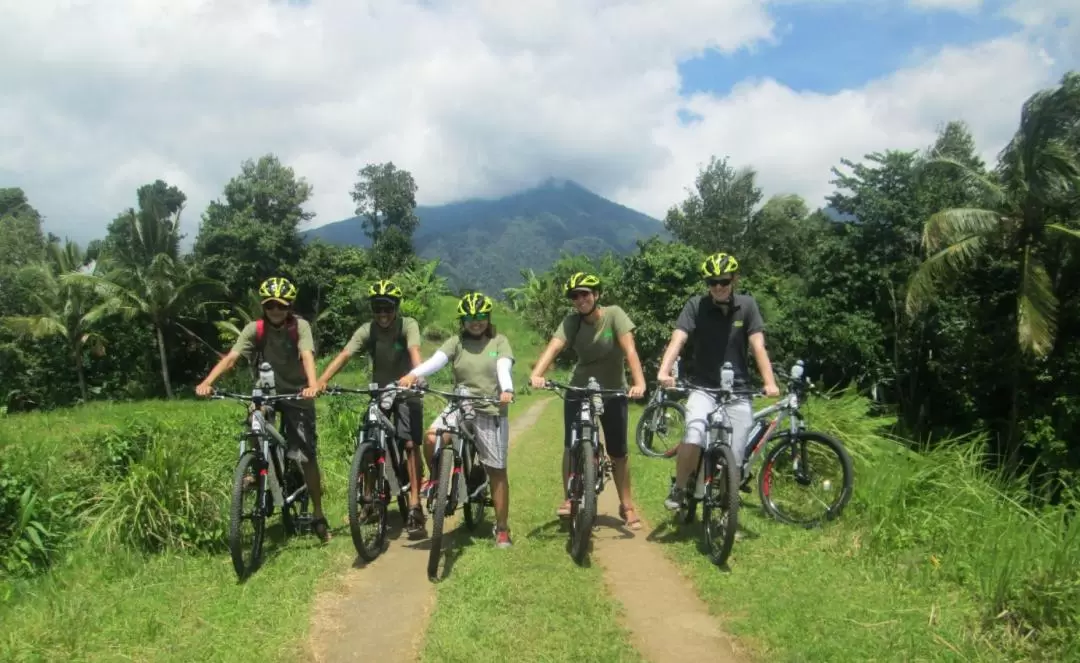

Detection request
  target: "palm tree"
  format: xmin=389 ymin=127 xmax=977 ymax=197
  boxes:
xmin=2 ymin=240 xmax=104 ymax=401
xmin=906 ymin=72 xmax=1080 ymax=467
xmin=906 ymin=72 xmax=1080 ymax=356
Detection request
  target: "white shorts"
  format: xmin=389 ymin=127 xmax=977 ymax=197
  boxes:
xmin=683 ymin=390 xmax=755 ymax=468
xmin=429 ymin=405 xmax=510 ymax=469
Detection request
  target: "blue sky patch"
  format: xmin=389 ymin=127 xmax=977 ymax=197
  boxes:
xmin=678 ymin=2 xmax=1018 ymax=96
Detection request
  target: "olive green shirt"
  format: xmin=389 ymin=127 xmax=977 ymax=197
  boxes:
xmin=438 ymin=333 xmax=514 ymax=415
xmin=554 ymin=305 xmax=635 ymax=389
xmin=343 ymin=317 xmax=422 ymax=386
xmin=232 ymin=317 xmax=315 ymax=408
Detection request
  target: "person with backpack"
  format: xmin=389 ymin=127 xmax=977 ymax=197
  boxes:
xmin=196 ymin=276 xmax=331 ymax=543
xmin=654 ymin=252 xmax=780 ymax=513
xmin=529 ymin=272 xmax=648 ymax=530
xmin=397 ymin=291 xmax=517 ymax=549
xmin=310 ymin=279 xmax=428 ymax=536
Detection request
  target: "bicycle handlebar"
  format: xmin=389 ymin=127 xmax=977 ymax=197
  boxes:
xmin=678 ymin=379 xmax=763 ymax=398
xmin=209 ymin=389 xmax=305 ymax=403
xmin=542 ymin=379 xmax=627 ymax=398
xmin=418 ymin=385 xmax=503 ymax=405
xmin=323 ymin=384 xmax=422 ymax=398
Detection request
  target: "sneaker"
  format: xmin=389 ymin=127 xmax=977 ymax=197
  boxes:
xmin=664 ymin=486 xmax=685 ymax=511
xmin=493 ymin=526 xmax=512 ymax=549
xmin=740 ymin=471 xmax=753 ymax=494
xmin=406 ymin=505 xmax=426 ymax=537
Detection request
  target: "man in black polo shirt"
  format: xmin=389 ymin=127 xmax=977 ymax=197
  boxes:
xmin=655 ymin=251 xmax=780 ymax=510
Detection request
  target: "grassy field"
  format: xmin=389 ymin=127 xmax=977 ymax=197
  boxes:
xmin=2 ymin=297 xmax=1077 ymax=662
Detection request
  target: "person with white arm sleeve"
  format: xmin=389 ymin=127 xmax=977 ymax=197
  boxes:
xmin=398 ymin=291 xmax=517 ymax=549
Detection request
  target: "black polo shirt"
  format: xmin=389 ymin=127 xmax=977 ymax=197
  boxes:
xmin=675 ymin=293 xmax=765 ymax=388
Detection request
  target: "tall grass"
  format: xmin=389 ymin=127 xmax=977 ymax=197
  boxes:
xmin=808 ymin=388 xmax=1080 ymax=658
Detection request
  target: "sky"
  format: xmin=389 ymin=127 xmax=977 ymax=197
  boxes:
xmin=0 ymin=0 xmax=1077 ymax=244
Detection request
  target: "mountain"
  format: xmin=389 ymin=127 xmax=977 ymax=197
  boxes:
xmin=303 ymin=178 xmax=668 ymax=294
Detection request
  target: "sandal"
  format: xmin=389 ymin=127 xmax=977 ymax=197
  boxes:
xmin=556 ymin=499 xmax=573 ymax=517
xmin=619 ymin=505 xmax=643 ymax=531
xmin=312 ymin=516 xmax=332 ymax=543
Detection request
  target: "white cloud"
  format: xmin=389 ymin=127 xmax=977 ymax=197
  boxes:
xmin=907 ymin=0 xmax=982 ymax=12
xmin=0 ymin=0 xmax=1072 ymax=244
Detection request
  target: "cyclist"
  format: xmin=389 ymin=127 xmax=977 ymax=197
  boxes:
xmin=654 ymin=252 xmax=780 ymax=512
xmin=196 ymin=276 xmax=331 ymax=543
xmin=529 ymin=272 xmax=647 ymax=531
xmin=309 ymin=279 xmax=427 ymax=537
xmin=398 ymin=292 xmax=516 ymax=549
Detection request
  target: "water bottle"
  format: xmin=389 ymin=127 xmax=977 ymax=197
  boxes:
xmin=455 ymin=384 xmax=475 ymax=420
xmin=791 ymin=360 xmax=804 ymax=381
xmin=720 ymin=361 xmax=734 ymax=392
xmin=258 ymin=361 xmax=276 ymax=395
xmin=587 ymin=377 xmax=603 ymax=416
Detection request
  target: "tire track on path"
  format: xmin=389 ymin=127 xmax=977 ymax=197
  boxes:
xmin=306 ymin=397 xmax=552 ymax=663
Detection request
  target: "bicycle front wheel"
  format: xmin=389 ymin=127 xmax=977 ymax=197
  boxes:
xmin=428 ymin=446 xmax=455 ymax=581
xmin=348 ymin=442 xmax=387 ymax=561
xmin=229 ymin=451 xmax=266 ymax=581
xmin=635 ymin=400 xmax=687 ymax=459
xmin=758 ymin=431 xmax=854 ymax=528
xmin=569 ymin=441 xmax=597 ymax=564
xmin=701 ymin=444 xmax=740 ymax=567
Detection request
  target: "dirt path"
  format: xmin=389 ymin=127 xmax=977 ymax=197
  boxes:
xmin=591 ymin=472 xmax=750 ymax=663
xmin=306 ymin=398 xmax=552 ymax=663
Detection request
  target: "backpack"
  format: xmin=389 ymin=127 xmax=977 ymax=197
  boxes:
xmin=254 ymin=315 xmax=301 ymax=366
xmin=363 ymin=317 xmax=407 ymax=373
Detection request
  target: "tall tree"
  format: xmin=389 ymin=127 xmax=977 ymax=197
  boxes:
xmin=0 ymin=188 xmax=47 ymax=317
xmin=350 ymin=162 xmax=419 ymax=274
xmin=194 ymin=154 xmax=312 ymax=299
xmin=103 ymin=180 xmax=186 ymax=268
xmin=2 ymin=240 xmax=103 ymax=401
xmin=663 ymin=156 xmax=762 ymax=254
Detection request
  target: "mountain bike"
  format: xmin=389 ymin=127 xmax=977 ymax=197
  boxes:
xmin=423 ymin=385 xmax=501 ymax=582
xmin=669 ymin=362 xmax=758 ymax=567
xmin=210 ymin=364 xmax=312 ymax=581
xmin=737 ymin=360 xmax=854 ymax=527
xmin=541 ymin=377 xmax=626 ymax=564
xmin=324 ymin=382 xmax=421 ymax=562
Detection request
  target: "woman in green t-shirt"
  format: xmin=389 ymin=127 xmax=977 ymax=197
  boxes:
xmin=399 ymin=292 xmax=517 ymax=549
xmin=529 ymin=272 xmax=647 ymax=530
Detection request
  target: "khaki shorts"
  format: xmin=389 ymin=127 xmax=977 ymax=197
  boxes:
xmin=429 ymin=405 xmax=510 ymax=469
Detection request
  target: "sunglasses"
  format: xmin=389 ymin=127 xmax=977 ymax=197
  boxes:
xmin=706 ymin=278 xmax=733 ymax=287
xmin=461 ymin=313 xmax=490 ymax=322
xmin=371 ymin=304 xmax=395 ymax=314
xmin=569 ymin=290 xmax=593 ymax=300
xmin=263 ymin=301 xmax=289 ymax=311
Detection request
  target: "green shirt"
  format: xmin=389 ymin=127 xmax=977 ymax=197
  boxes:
xmin=343 ymin=317 xmax=422 ymax=386
xmin=232 ymin=317 xmax=315 ymax=407
xmin=438 ymin=333 xmax=515 ymax=415
xmin=554 ymin=305 xmax=635 ymax=389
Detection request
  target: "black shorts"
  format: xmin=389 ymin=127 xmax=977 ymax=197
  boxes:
xmin=562 ymin=395 xmax=629 ymax=459
xmin=279 ymin=403 xmax=318 ymax=462
xmin=393 ymin=397 xmax=424 ymax=449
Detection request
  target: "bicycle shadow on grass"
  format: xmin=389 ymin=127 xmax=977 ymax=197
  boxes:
xmin=236 ymin=518 xmax=347 ymax=584
xmin=348 ymin=509 xmax=412 ymax=569
xmin=423 ymin=519 xmax=493 ymax=582
xmin=644 ymin=512 xmax=761 ymax=574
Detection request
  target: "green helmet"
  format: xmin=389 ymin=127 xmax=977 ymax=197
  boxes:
xmin=457 ymin=292 xmax=493 ymax=317
xmin=564 ymin=272 xmax=601 ymax=297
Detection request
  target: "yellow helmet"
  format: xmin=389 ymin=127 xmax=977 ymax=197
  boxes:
xmin=700 ymin=252 xmax=739 ymax=279
xmin=457 ymin=292 xmax=493 ymax=317
xmin=564 ymin=272 xmax=601 ymax=297
xmin=368 ymin=279 xmax=403 ymax=304
xmin=258 ymin=276 xmax=298 ymax=305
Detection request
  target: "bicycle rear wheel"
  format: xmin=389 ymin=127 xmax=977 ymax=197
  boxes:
xmin=428 ymin=446 xmax=456 ymax=581
xmin=759 ymin=431 xmax=854 ymax=527
xmin=348 ymin=442 xmax=387 ymax=561
xmin=635 ymin=400 xmax=687 ymax=459
xmin=569 ymin=441 xmax=597 ymax=564
xmin=702 ymin=444 xmax=740 ymax=567
xmin=462 ymin=443 xmax=487 ymax=531
xmin=229 ymin=452 xmax=266 ymax=581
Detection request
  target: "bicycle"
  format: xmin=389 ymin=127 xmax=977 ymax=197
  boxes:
xmin=668 ymin=362 xmax=757 ymax=567
xmin=735 ymin=360 xmax=854 ymax=527
xmin=210 ymin=363 xmax=312 ymax=581
xmin=541 ymin=377 xmax=626 ymax=564
xmin=422 ymin=385 xmax=501 ymax=582
xmin=323 ymin=382 xmax=422 ymax=562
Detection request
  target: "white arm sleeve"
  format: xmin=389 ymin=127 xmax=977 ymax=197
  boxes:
xmin=496 ymin=356 xmax=514 ymax=392
xmin=409 ymin=351 xmax=449 ymax=378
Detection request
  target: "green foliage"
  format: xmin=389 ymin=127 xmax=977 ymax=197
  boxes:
xmin=350 ymin=161 xmax=419 ymax=274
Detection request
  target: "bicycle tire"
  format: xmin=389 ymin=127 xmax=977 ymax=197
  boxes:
xmin=462 ymin=443 xmax=487 ymax=531
xmin=758 ymin=431 xmax=854 ymax=528
xmin=228 ymin=452 xmax=266 ymax=581
xmin=282 ymin=459 xmax=309 ymax=537
xmin=635 ymin=400 xmax=687 ymax=459
xmin=702 ymin=444 xmax=740 ymax=567
xmin=428 ymin=446 xmax=455 ymax=581
xmin=348 ymin=442 xmax=387 ymax=561
xmin=569 ymin=441 xmax=597 ymax=564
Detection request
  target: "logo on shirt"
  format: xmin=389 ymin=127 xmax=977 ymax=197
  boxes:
xmin=733 ymin=320 xmax=744 ymax=327
xmin=488 ymin=351 xmax=499 ymax=357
